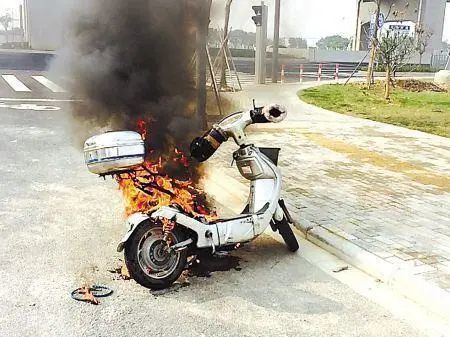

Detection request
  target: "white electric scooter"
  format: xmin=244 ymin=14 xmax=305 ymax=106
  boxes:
xmin=84 ymin=103 xmax=299 ymax=290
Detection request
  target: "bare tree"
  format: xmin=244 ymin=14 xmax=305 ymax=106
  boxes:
xmin=377 ymin=30 xmax=415 ymax=99
xmin=0 ymin=14 xmax=12 ymax=31
xmin=0 ymin=14 xmax=12 ymax=43
xmin=415 ymin=24 xmax=433 ymax=66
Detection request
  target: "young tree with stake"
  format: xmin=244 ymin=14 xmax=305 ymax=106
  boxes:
xmin=366 ymin=0 xmax=397 ymax=88
xmin=377 ymin=30 xmax=415 ymax=100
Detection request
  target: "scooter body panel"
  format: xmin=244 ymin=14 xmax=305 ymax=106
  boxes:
xmin=117 ymin=107 xmax=293 ymax=255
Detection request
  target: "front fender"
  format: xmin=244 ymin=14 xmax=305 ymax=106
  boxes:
xmin=116 ymin=212 xmax=150 ymax=252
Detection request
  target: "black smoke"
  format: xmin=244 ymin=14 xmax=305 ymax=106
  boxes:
xmin=62 ymin=0 xmax=207 ymax=169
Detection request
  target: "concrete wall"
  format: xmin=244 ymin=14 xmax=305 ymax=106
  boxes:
xmin=0 ymin=31 xmax=26 ymax=44
xmin=279 ymin=47 xmax=431 ymax=64
xmin=278 ymin=48 xmax=309 ymax=59
xmin=422 ymin=0 xmax=447 ymax=52
xmin=24 ymin=0 xmax=73 ymax=51
xmin=279 ymin=47 xmax=371 ymax=63
xmin=308 ymin=48 xmax=369 ymax=63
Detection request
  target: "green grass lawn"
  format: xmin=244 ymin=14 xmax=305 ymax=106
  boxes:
xmin=299 ymin=82 xmax=450 ymax=137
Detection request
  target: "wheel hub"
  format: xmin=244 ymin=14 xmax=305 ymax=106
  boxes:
xmin=137 ymin=227 xmax=180 ymax=279
xmin=149 ymin=240 xmax=171 ymax=266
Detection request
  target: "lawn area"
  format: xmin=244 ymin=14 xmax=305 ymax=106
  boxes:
xmin=298 ymin=81 xmax=450 ymax=137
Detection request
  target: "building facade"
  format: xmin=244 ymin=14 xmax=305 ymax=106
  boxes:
xmin=354 ymin=0 xmax=448 ymax=52
xmin=23 ymin=0 xmax=72 ymax=51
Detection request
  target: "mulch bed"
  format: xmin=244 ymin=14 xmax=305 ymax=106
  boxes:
xmin=394 ymin=79 xmax=448 ymax=93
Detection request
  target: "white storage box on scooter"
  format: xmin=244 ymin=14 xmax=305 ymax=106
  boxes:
xmin=84 ymin=131 xmax=145 ymax=175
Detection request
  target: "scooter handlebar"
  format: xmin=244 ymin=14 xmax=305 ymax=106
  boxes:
xmin=251 ymin=103 xmax=287 ymax=124
xmin=190 ymin=103 xmax=287 ymax=162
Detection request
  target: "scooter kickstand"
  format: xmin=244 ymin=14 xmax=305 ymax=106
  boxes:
xmin=205 ymin=230 xmax=216 ymax=254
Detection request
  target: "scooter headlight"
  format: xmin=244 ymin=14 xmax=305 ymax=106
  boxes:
xmin=190 ymin=128 xmax=226 ymax=162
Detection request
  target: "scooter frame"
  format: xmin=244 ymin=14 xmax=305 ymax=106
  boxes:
xmin=117 ymin=109 xmax=287 ymax=253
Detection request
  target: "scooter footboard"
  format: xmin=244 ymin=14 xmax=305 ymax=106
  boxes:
xmin=215 ymin=215 xmax=256 ymax=245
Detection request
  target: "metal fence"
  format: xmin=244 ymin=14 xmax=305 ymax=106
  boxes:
xmin=431 ymin=53 xmax=449 ymax=70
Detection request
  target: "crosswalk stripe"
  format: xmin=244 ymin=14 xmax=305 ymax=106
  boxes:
xmin=31 ymin=75 xmax=66 ymax=93
xmin=1 ymin=75 xmax=31 ymax=92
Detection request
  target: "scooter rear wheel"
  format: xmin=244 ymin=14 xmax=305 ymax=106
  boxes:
xmin=276 ymin=218 xmax=299 ymax=252
xmin=124 ymin=220 xmax=188 ymax=290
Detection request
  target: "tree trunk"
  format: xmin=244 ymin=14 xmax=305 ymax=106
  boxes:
xmin=419 ymin=53 xmax=423 ymax=66
xmin=220 ymin=0 xmax=233 ymax=89
xmin=366 ymin=2 xmax=381 ymax=88
xmin=384 ymin=65 xmax=391 ymax=100
xmin=196 ymin=0 xmax=212 ymax=130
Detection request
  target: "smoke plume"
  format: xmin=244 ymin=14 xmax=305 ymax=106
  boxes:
xmin=58 ymin=0 xmax=209 ymax=178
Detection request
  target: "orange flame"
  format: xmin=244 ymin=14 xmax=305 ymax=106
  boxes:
xmin=116 ymin=120 xmax=216 ymax=221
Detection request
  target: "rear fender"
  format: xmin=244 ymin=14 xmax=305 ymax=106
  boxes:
xmin=116 ymin=212 xmax=150 ymax=252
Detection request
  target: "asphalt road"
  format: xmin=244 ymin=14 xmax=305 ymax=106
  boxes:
xmin=0 ymin=70 xmax=437 ymax=337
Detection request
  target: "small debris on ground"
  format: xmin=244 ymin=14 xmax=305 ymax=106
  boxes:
xmin=74 ymin=286 xmax=99 ymax=305
xmin=333 ymin=265 xmax=349 ymax=273
xmin=108 ymin=263 xmax=131 ymax=280
xmin=71 ymin=284 xmax=113 ymax=305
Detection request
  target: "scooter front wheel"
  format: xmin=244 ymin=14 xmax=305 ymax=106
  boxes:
xmin=275 ymin=218 xmax=299 ymax=252
xmin=124 ymin=220 xmax=188 ymax=290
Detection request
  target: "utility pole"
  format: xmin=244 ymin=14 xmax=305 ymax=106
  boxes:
xmin=220 ymin=0 xmax=233 ymax=89
xmin=196 ymin=0 xmax=212 ymax=130
xmin=252 ymin=2 xmax=268 ymax=84
xmin=417 ymin=0 xmax=424 ymax=25
xmin=272 ymin=0 xmax=281 ymax=83
xmin=353 ymin=0 xmax=363 ymax=50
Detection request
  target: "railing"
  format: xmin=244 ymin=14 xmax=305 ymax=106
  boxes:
xmin=431 ymin=53 xmax=450 ymax=70
xmin=279 ymin=62 xmax=364 ymax=83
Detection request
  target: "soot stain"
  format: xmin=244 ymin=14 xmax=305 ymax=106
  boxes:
xmin=187 ymin=252 xmax=242 ymax=278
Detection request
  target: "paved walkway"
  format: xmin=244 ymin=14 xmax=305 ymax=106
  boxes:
xmin=208 ymin=82 xmax=450 ymax=317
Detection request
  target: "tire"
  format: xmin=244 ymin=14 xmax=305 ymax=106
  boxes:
xmin=124 ymin=220 xmax=188 ymax=290
xmin=276 ymin=218 xmax=299 ymax=252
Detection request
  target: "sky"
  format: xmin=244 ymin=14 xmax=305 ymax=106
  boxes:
xmin=2 ymin=0 xmax=450 ymax=44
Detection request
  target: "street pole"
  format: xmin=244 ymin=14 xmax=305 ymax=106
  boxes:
xmin=23 ymin=0 xmax=30 ymax=48
xmin=220 ymin=0 xmax=233 ymax=89
xmin=353 ymin=0 xmax=362 ymax=51
xmin=253 ymin=2 xmax=268 ymax=84
xmin=271 ymin=0 xmax=281 ymax=83
xmin=196 ymin=0 xmax=212 ymax=130
xmin=417 ymin=0 xmax=424 ymax=25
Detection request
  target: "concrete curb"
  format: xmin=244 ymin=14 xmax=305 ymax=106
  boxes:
xmin=206 ymin=164 xmax=450 ymax=320
xmin=295 ymin=221 xmax=450 ymax=321
xmin=0 ymin=50 xmax=55 ymax=71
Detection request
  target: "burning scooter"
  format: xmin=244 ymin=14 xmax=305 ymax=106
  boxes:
xmin=84 ymin=103 xmax=299 ymax=290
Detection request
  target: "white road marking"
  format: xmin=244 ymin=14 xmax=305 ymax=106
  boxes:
xmin=0 ymin=102 xmax=61 ymax=111
xmin=31 ymin=75 xmax=66 ymax=93
xmin=1 ymin=75 xmax=31 ymax=92
xmin=0 ymin=98 xmax=81 ymax=102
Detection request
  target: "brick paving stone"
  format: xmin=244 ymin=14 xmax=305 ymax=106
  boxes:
xmin=213 ymin=84 xmax=450 ymax=294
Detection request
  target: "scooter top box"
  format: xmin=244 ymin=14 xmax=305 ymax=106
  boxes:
xmin=84 ymin=131 xmax=145 ymax=175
